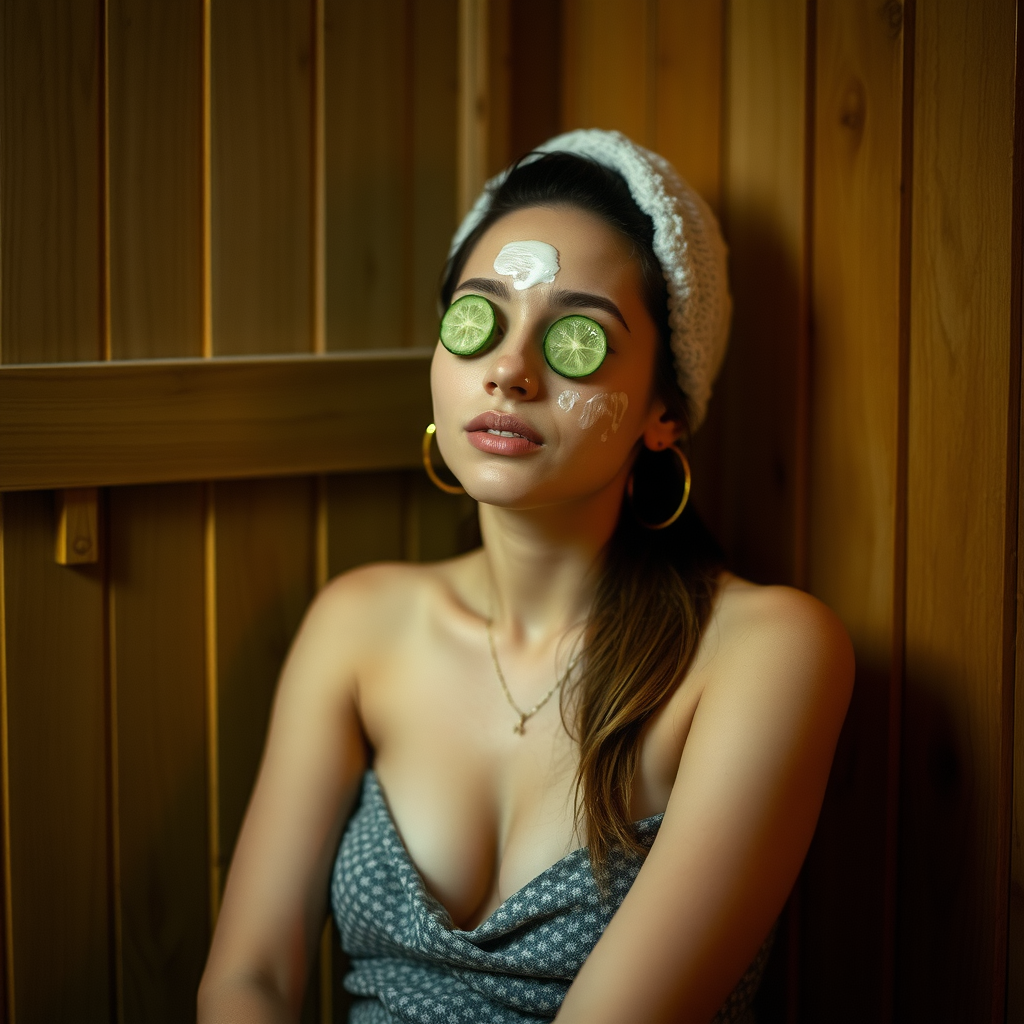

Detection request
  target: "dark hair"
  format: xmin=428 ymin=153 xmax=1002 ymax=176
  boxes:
xmin=442 ymin=152 xmax=723 ymax=878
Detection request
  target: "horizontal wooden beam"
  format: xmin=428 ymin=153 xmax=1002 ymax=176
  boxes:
xmin=0 ymin=351 xmax=434 ymax=491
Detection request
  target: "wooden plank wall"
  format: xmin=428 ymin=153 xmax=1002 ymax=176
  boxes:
xmin=1 ymin=5 xmax=112 ymax=1023
xmin=802 ymin=2 xmax=905 ymax=1020
xmin=0 ymin=1 xmax=467 ymax=1021
xmin=106 ymin=10 xmax=208 ymax=1019
xmin=555 ymin=0 xmax=1023 ymax=1021
xmin=900 ymin=3 xmax=1018 ymax=1021
xmin=1 ymin=1 xmax=1023 ymax=1022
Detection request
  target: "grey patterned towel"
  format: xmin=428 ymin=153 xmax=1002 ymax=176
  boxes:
xmin=331 ymin=771 xmax=770 ymax=1023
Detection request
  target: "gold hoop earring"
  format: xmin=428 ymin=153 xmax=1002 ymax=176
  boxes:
xmin=422 ymin=423 xmax=466 ymax=495
xmin=628 ymin=445 xmax=691 ymax=530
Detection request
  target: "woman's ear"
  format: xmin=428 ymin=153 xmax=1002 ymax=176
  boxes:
xmin=641 ymin=401 xmax=686 ymax=451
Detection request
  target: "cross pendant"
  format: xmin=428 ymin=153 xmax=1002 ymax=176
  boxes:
xmin=513 ymin=717 xmax=526 ymax=735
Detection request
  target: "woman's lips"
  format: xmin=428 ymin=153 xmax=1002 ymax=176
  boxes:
xmin=465 ymin=412 xmax=543 ymax=455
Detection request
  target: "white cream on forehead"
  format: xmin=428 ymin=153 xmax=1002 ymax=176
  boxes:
xmin=493 ymin=240 xmax=560 ymax=290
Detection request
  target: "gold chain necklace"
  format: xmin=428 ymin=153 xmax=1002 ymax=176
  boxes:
xmin=485 ymin=620 xmax=579 ymax=735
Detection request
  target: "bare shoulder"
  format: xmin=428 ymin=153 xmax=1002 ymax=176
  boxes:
xmin=713 ymin=574 xmax=853 ymax=659
xmin=314 ymin=559 xmax=427 ymax=620
xmin=319 ymin=552 xmax=481 ymax=615
xmin=299 ymin=553 xmax=482 ymax=661
xmin=701 ymin=574 xmax=854 ymax=714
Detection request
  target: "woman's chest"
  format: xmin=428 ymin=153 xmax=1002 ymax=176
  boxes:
xmin=353 ymin=625 xmax=705 ymax=929
xmin=363 ymin=664 xmax=577 ymax=926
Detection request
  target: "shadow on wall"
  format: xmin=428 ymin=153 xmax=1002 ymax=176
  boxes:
xmin=688 ymin=200 xmax=805 ymax=1023
xmin=691 ymin=205 xmax=803 ymax=589
xmin=895 ymin=651 xmax=986 ymax=1024
xmin=800 ymin=650 xmax=893 ymax=1023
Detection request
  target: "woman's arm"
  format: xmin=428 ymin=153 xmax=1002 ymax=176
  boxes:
xmin=556 ymin=586 xmax=854 ymax=1024
xmin=197 ymin=573 xmax=373 ymax=1023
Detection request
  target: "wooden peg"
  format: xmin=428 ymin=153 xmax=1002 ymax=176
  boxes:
xmin=55 ymin=488 xmax=99 ymax=565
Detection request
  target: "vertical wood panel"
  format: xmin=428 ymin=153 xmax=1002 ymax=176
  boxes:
xmin=313 ymin=0 xmax=327 ymax=358
xmin=0 ymin=4 xmax=113 ymax=1020
xmin=325 ymin=0 xmax=408 ymax=351
xmin=485 ymin=0 xmax=510 ymax=179
xmin=711 ymin=0 xmax=807 ymax=585
xmin=1011 ymin=319 xmax=1024 ymax=1003
xmin=1 ymin=492 xmax=111 ymax=1022
xmin=0 ymin=0 xmax=103 ymax=364
xmin=711 ymin=5 xmax=809 ymax=1017
xmin=326 ymin=473 xmax=406 ymax=577
xmin=411 ymin=0 xmax=459 ymax=349
xmin=800 ymin=3 xmax=906 ymax=1020
xmin=899 ymin=0 xmax=1017 ymax=1019
xmin=0 ymin=496 xmax=9 ymax=1024
xmin=210 ymin=3 xmax=322 ymax=1009
xmin=1013 ymin=301 xmax=1024 ymax=1019
xmin=325 ymin=1 xmax=457 ymax=351
xmin=211 ymin=0 xmax=314 ymax=356
xmin=107 ymin=7 xmax=210 ymax=1017
xmin=561 ymin=0 xmax=652 ymax=143
xmin=1012 ymin=6 xmax=1024 ymax=1009
xmin=407 ymin=475 xmax=480 ymax=566
xmin=212 ymin=475 xmax=322 ymax=1017
xmin=213 ymin=477 xmax=317 ymax=879
xmin=312 ymin=8 xmax=332 ymax=1014
xmin=108 ymin=484 xmax=208 ymax=1022
xmin=507 ymin=0 xmax=562 ymax=160
xmin=108 ymin=0 xmax=204 ymax=359
xmin=458 ymin=0 xmax=492 ymax=217
xmin=1007 ymin=5 xmax=1024 ymax=1016
xmin=201 ymin=0 xmax=212 ymax=360
xmin=652 ymin=0 xmax=723 ymax=211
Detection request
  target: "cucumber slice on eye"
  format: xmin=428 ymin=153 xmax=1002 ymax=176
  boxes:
xmin=543 ymin=315 xmax=608 ymax=378
xmin=440 ymin=294 xmax=497 ymax=355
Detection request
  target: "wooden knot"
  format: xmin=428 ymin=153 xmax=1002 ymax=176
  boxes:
xmin=881 ymin=0 xmax=903 ymax=39
xmin=840 ymin=78 xmax=867 ymax=135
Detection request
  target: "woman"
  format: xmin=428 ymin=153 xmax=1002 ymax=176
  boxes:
xmin=198 ymin=130 xmax=853 ymax=1023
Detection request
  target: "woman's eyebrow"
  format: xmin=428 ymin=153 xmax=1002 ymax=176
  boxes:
xmin=454 ymin=277 xmax=511 ymax=300
xmin=549 ymin=289 xmax=630 ymax=332
xmin=453 ymin=278 xmax=630 ymax=333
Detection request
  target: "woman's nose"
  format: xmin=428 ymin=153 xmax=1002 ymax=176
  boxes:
xmin=483 ymin=330 xmax=541 ymax=400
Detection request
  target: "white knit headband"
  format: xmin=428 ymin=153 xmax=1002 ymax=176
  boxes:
xmin=449 ymin=129 xmax=731 ymax=430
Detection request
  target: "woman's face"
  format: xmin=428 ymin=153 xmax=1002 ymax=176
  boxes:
xmin=430 ymin=204 xmax=677 ymax=511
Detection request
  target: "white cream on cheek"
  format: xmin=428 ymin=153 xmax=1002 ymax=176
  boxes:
xmin=493 ymin=240 xmax=560 ymax=290
xmin=579 ymin=391 xmax=629 ymax=442
xmin=557 ymin=389 xmax=580 ymax=411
